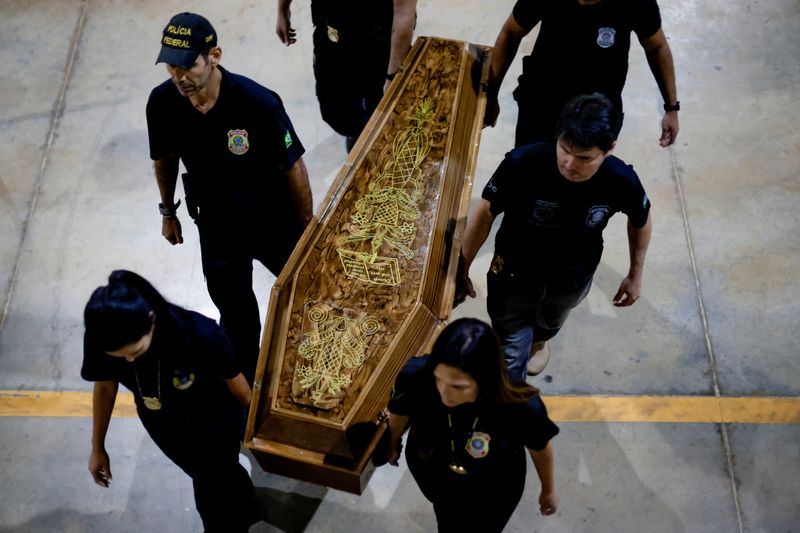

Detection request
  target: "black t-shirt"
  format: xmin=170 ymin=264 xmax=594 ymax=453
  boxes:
xmin=81 ymin=309 xmax=241 ymax=423
xmin=146 ymin=67 xmax=305 ymax=223
xmin=482 ymin=143 xmax=651 ymax=284
xmin=311 ymin=0 xmax=393 ymax=33
xmin=512 ymin=0 xmax=662 ymax=113
xmin=388 ymin=357 xmax=559 ymax=502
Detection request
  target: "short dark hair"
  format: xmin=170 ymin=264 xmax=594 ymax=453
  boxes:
xmin=555 ymin=93 xmax=621 ymax=152
xmin=427 ymin=318 xmax=539 ymax=404
xmin=84 ymin=270 xmax=171 ymax=352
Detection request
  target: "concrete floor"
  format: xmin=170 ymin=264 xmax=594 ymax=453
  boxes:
xmin=1 ymin=0 xmax=798 ymax=531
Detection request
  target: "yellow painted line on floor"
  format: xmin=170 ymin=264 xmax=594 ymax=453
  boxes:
xmin=0 ymin=390 xmax=137 ymax=418
xmin=1 ymin=391 xmax=799 ymax=424
xmin=547 ymin=395 xmax=800 ymax=424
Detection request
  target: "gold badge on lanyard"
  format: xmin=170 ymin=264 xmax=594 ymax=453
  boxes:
xmin=327 ymin=25 xmax=339 ymax=43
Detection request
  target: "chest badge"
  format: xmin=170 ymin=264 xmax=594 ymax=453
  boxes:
xmin=586 ymin=205 xmax=610 ymax=228
xmin=227 ymin=129 xmax=249 ymax=155
xmin=172 ymin=371 xmax=196 ymax=390
xmin=597 ymin=27 xmax=616 ymax=49
xmin=466 ymin=431 xmax=491 ymax=459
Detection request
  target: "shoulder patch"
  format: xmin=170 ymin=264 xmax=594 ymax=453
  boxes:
xmin=284 ymin=129 xmax=293 ymax=149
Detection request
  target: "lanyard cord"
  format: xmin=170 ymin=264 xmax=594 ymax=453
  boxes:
xmin=133 ymin=360 xmax=161 ymax=401
xmin=448 ymin=412 xmax=479 ymax=456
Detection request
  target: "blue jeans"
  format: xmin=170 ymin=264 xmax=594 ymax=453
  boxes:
xmin=487 ymin=266 xmax=593 ymax=382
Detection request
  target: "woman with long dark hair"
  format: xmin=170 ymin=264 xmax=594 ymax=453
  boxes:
xmin=385 ymin=318 xmax=559 ymax=532
xmin=82 ymin=270 xmax=262 ymax=532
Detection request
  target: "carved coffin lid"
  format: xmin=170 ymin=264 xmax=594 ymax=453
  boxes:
xmin=245 ymin=37 xmax=490 ymax=493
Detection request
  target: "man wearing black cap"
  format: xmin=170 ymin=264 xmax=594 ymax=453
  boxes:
xmin=146 ymin=12 xmax=313 ymax=387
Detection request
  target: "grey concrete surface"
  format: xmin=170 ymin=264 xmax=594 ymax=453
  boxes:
xmin=1 ymin=0 xmax=798 ymax=531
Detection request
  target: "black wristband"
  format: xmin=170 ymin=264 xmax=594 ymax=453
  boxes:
xmin=159 ymin=199 xmax=181 ymax=217
xmin=663 ymin=101 xmax=680 ymax=112
xmin=386 ymin=72 xmax=397 ymax=81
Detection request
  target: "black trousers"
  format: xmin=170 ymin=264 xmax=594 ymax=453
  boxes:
xmin=197 ymin=217 xmax=300 ymax=386
xmin=514 ymin=92 xmax=625 ymax=148
xmin=141 ymin=411 xmax=262 ymax=532
xmin=312 ymin=25 xmax=391 ymax=139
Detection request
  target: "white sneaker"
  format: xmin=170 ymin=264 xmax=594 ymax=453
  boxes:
xmin=527 ymin=341 xmax=550 ymax=376
xmin=238 ymin=452 xmax=252 ymax=477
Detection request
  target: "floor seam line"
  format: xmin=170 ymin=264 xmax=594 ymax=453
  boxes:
xmin=670 ymin=147 xmax=744 ymax=533
xmin=0 ymin=0 xmax=89 ymax=332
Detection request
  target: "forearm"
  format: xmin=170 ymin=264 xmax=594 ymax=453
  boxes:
xmin=91 ymin=381 xmax=118 ymax=451
xmin=627 ymin=212 xmax=653 ymax=279
xmin=489 ymin=15 xmax=529 ymax=96
xmin=225 ymin=373 xmax=253 ymax=408
xmin=529 ymin=441 xmax=555 ymax=493
xmin=643 ymin=30 xmax=678 ymax=105
xmin=277 ymin=0 xmax=292 ymax=16
xmin=153 ymin=155 xmax=180 ymax=206
xmin=286 ymin=157 xmax=313 ymax=227
xmin=388 ymin=412 xmax=410 ymax=445
xmin=387 ymin=0 xmax=416 ymax=76
xmin=460 ymin=199 xmax=495 ymax=270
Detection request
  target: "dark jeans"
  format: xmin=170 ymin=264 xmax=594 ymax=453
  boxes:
xmin=312 ymin=25 xmax=390 ymax=139
xmin=487 ymin=266 xmax=593 ymax=382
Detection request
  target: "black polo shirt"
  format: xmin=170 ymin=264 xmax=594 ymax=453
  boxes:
xmin=146 ymin=66 xmax=305 ymax=221
xmin=388 ymin=356 xmax=559 ymax=503
xmin=482 ymin=143 xmax=651 ymax=284
xmin=82 ymin=309 xmax=241 ymax=422
xmin=513 ymin=0 xmax=662 ymax=114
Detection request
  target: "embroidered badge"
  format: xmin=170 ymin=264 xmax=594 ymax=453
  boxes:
xmin=172 ymin=371 xmax=195 ymax=390
xmin=597 ymin=27 xmax=616 ymax=48
xmin=284 ymin=129 xmax=293 ymax=149
xmin=466 ymin=431 xmax=491 ymax=459
xmin=642 ymin=194 xmax=650 ymax=209
xmin=227 ymin=129 xmax=249 ymax=155
xmin=532 ymin=199 xmax=558 ymax=224
xmin=586 ymin=205 xmax=610 ymax=228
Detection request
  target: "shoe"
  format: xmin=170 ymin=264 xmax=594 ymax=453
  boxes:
xmin=527 ymin=341 xmax=550 ymax=376
xmin=238 ymin=452 xmax=252 ymax=477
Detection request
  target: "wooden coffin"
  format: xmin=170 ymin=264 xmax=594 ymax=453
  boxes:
xmin=244 ymin=36 xmax=490 ymax=494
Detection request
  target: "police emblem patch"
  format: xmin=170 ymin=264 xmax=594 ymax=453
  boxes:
xmin=586 ymin=205 xmax=610 ymax=228
xmin=172 ymin=370 xmax=195 ymax=390
xmin=597 ymin=27 xmax=616 ymax=48
xmin=227 ymin=129 xmax=249 ymax=155
xmin=466 ymin=431 xmax=491 ymax=459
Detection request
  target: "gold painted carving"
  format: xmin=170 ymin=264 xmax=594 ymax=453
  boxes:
xmin=336 ymin=100 xmax=434 ymax=285
xmin=293 ymin=304 xmax=381 ymax=409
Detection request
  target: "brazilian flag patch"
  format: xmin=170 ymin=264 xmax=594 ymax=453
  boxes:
xmin=284 ymin=130 xmax=293 ymax=148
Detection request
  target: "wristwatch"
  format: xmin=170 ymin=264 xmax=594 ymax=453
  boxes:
xmin=158 ymin=199 xmax=181 ymax=217
xmin=663 ymin=101 xmax=680 ymax=112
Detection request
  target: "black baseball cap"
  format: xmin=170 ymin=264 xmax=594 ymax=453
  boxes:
xmin=155 ymin=12 xmax=217 ymax=69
